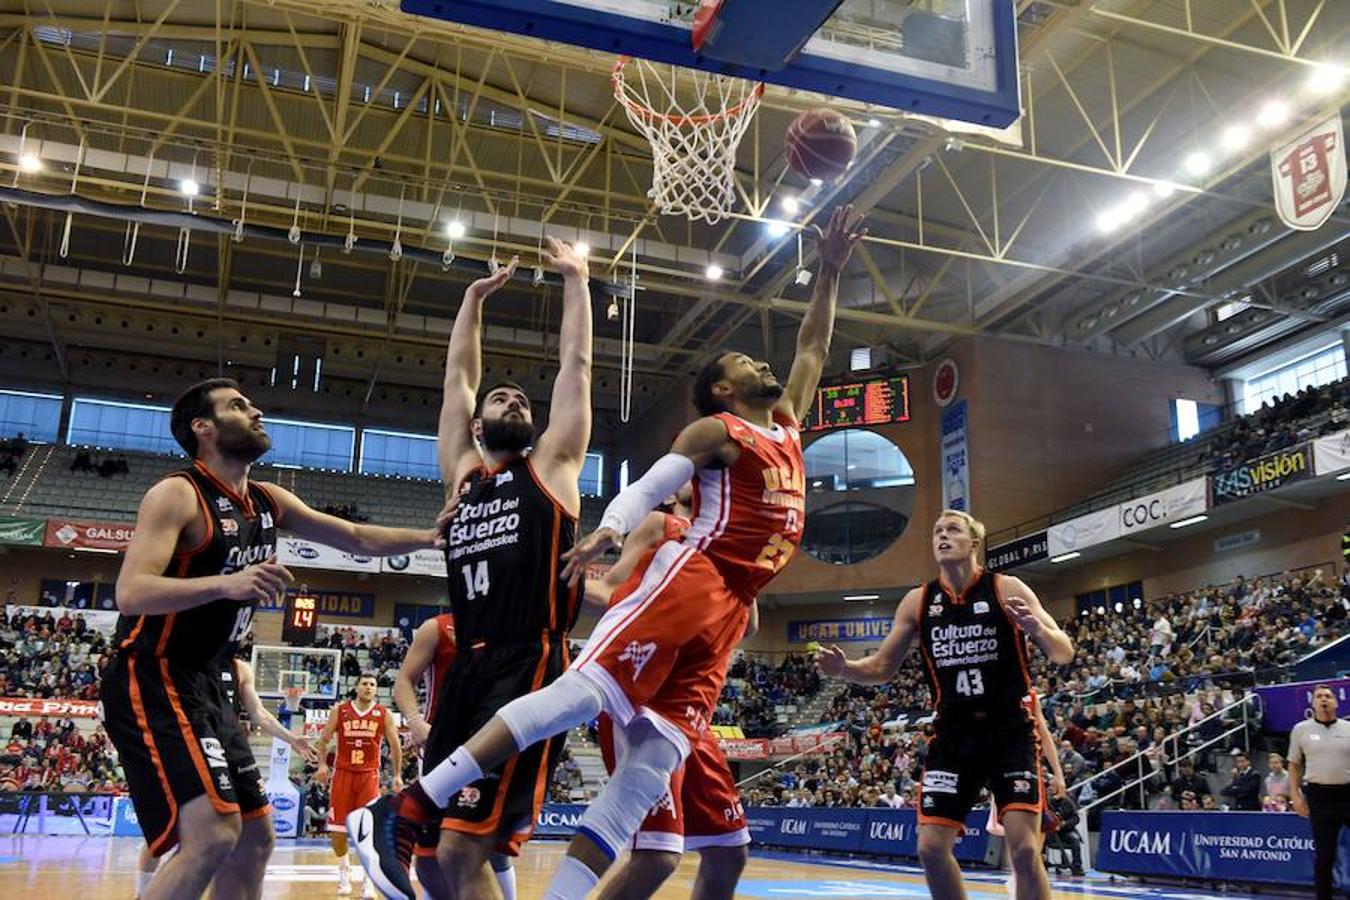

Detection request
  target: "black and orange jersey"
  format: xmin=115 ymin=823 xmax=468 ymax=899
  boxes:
xmin=442 ymin=458 xmax=579 ymax=643
xmin=917 ymin=569 xmax=1033 ymax=725
xmin=112 ymin=460 xmax=280 ymax=669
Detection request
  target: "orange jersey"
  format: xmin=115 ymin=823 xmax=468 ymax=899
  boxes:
xmin=335 ymin=700 xmax=387 ymax=772
xmin=606 ymin=514 xmax=691 ymax=612
xmin=685 ymin=410 xmax=805 ymax=601
xmin=422 ymin=613 xmax=458 ymax=719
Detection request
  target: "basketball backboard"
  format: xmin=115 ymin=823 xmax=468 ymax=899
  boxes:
xmin=399 ymin=0 xmax=1021 ymax=127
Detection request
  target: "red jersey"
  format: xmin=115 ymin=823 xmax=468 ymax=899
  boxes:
xmin=335 ymin=700 xmax=387 ymax=772
xmin=685 ymin=410 xmax=805 ymax=601
xmin=422 ymin=613 xmax=458 ymax=719
xmin=606 ymin=514 xmax=691 ymax=611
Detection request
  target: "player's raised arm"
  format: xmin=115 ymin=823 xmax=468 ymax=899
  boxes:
xmin=815 ymin=587 xmax=922 ymax=685
xmin=561 ymin=416 xmax=732 ymax=584
xmin=531 ymin=237 xmax=593 ymax=515
xmin=394 ymin=618 xmax=441 ymax=748
xmin=581 ymin=511 xmax=668 ymax=611
xmin=236 ymin=659 xmax=318 ymax=762
xmin=258 ymin=482 xmax=440 ymax=557
xmin=996 ymin=574 xmax=1075 ymax=665
xmin=437 ymin=258 xmax=520 ymax=487
xmin=116 ymin=477 xmax=294 ymax=615
xmin=779 ymin=205 xmax=867 ymax=422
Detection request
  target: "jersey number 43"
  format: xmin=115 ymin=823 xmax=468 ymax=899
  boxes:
xmin=954 ymin=669 xmax=985 ymax=697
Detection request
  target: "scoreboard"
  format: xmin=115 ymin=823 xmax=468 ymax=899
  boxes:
xmin=804 ymin=376 xmax=910 ymax=431
xmin=281 ymin=592 xmax=318 ymax=645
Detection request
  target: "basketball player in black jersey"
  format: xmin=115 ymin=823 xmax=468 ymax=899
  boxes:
xmin=101 ymin=377 xmax=444 ymax=900
xmin=350 ymin=239 xmax=592 ymax=900
xmin=816 ymin=510 xmax=1073 ymax=900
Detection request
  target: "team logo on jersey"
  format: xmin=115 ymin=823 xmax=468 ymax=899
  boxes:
xmin=216 ymin=497 xmax=234 ymax=513
xmin=495 ymin=469 xmax=514 ymax=486
xmin=929 ymin=603 xmax=943 ymax=617
xmin=218 ymin=772 xmax=233 ymax=792
xmin=1012 ymin=779 xmax=1031 ymax=794
xmin=456 ymin=787 xmax=481 ymax=809
xmin=260 ymin=511 xmax=274 ymax=530
xmin=220 ymin=518 xmax=239 ymax=536
xmin=922 ymin=770 xmax=959 ymax=795
xmin=200 ymin=737 xmax=229 ymax=769
xmin=617 ymin=641 xmax=657 ymax=680
xmin=922 ymin=795 xmax=934 ymax=808
xmin=650 ymin=790 xmax=676 ymax=818
xmin=973 ymin=600 xmax=990 ymax=615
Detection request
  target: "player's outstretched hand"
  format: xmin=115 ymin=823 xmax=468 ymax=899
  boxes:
xmin=1003 ymin=595 xmax=1043 ymax=637
xmin=542 ymin=236 xmax=590 ymax=283
xmin=465 ymin=256 xmax=519 ymax=302
xmin=814 ymin=643 xmax=848 ymax=677
xmin=430 ymin=493 xmax=462 ymax=549
xmin=222 ymin=557 xmax=294 ymax=603
xmin=292 ymin=735 xmax=320 ymax=765
xmin=812 ymin=205 xmax=867 ymax=272
xmin=560 ymin=527 xmax=622 ymax=587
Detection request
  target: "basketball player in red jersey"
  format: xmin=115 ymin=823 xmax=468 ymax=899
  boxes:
xmin=392 ymin=614 xmax=518 ymax=900
xmin=350 ymin=205 xmax=864 ymax=900
xmin=101 ymin=378 xmax=444 ymax=900
xmin=584 ymin=486 xmax=761 ymax=900
xmin=815 ymin=510 xmax=1074 ymax=900
xmin=317 ymin=673 xmax=403 ymax=897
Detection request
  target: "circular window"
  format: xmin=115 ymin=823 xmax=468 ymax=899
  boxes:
xmin=801 ymin=429 xmax=915 ymax=565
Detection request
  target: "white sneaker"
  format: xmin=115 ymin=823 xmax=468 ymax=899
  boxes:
xmin=338 ymin=871 xmax=352 ymax=896
xmin=361 ymin=879 xmax=377 ymax=900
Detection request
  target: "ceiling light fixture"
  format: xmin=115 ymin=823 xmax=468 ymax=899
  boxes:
xmin=1256 ymin=100 xmax=1290 ymax=129
xmin=180 ymin=178 xmax=200 ymax=197
xmin=18 ymin=153 xmax=41 ymax=173
xmin=1050 ymin=552 xmax=1081 ymax=563
xmin=1183 ymin=151 xmax=1212 ymax=177
xmin=1169 ymin=514 xmax=1209 ymax=529
xmin=705 ymin=264 xmax=724 ymax=280
xmin=445 ymin=220 xmax=467 ymax=240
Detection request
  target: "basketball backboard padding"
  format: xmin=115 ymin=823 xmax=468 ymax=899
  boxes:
xmin=695 ymin=0 xmax=845 ymax=73
xmin=399 ymin=0 xmax=1021 ymax=126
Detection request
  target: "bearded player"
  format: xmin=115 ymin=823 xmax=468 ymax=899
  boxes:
xmin=815 ymin=510 xmax=1074 ymax=900
xmin=350 ymin=206 xmax=864 ymax=900
xmin=392 ymin=614 xmax=518 ymax=900
xmin=101 ymin=378 xmax=443 ymax=900
xmin=351 ymin=238 xmax=593 ymax=899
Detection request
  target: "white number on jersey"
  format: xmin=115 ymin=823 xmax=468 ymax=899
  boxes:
xmin=954 ymin=669 xmax=985 ymax=697
xmin=228 ymin=606 xmax=253 ymax=643
xmin=461 ymin=561 xmax=490 ymax=600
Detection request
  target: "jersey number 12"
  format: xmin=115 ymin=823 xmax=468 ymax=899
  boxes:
xmin=461 ymin=561 xmax=490 ymax=600
xmin=955 ymin=669 xmax=985 ymax=697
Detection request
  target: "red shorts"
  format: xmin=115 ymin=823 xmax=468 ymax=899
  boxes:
xmin=572 ymin=542 xmax=749 ymax=755
xmin=328 ymin=768 xmax=380 ymax=832
xmin=596 ymin=714 xmax=749 ymax=852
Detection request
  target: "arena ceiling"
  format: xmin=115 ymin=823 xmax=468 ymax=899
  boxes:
xmin=0 ymin=0 xmax=1345 ymax=417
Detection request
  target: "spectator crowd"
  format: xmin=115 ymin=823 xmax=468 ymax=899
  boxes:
xmin=1211 ymin=378 xmax=1349 ymax=468
xmin=0 ymin=431 xmax=29 ymax=477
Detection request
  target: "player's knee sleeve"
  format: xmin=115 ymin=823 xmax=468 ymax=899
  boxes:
xmin=495 ymin=671 xmax=603 ymax=751
xmin=575 ymin=726 xmax=681 ymax=859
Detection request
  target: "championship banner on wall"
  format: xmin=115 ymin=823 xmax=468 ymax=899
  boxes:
xmin=1097 ymin=810 xmax=1350 ymax=888
xmin=1313 ymin=428 xmax=1350 ymax=477
xmin=940 ymin=399 xmax=970 ymax=512
xmin=1271 ymin=113 xmax=1346 ymax=232
xmin=0 ymin=515 xmax=45 ymax=546
xmin=986 ymin=531 xmax=1048 ymax=571
xmin=1047 ymin=506 xmax=1119 ymax=558
xmin=788 ymin=617 xmax=892 ymax=644
xmin=1118 ymin=478 xmax=1207 ymax=535
xmin=1211 ymin=443 xmax=1313 ymax=505
xmin=380 ymin=549 xmax=448 ymax=577
xmin=0 ymin=697 xmax=101 ymax=718
xmin=43 ymin=519 xmax=135 ymax=552
xmin=276 ymin=537 xmax=380 ymax=573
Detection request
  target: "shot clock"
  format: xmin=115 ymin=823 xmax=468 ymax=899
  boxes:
xmin=281 ymin=590 xmax=319 ymax=645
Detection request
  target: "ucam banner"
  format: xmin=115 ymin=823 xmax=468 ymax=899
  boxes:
xmin=1313 ymin=428 xmax=1350 ymax=476
xmin=986 ymin=531 xmax=1048 ymax=572
xmin=380 ymin=548 xmax=448 ymax=577
xmin=940 ymin=399 xmax=970 ymax=512
xmin=1047 ymin=506 xmax=1119 ymax=558
xmin=1211 ymin=443 xmax=1313 ymax=505
xmin=276 ymin=537 xmax=381 ymax=573
xmin=1271 ymin=113 xmax=1346 ymax=232
xmin=788 ymin=617 xmax=893 ymax=644
xmin=1254 ymin=676 xmax=1350 ymax=733
xmin=1097 ymin=810 xmax=1350 ymax=889
xmin=1118 ymin=478 xmax=1207 ymax=535
xmin=0 ymin=515 xmax=45 ymax=546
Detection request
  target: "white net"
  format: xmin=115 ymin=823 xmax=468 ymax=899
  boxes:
xmin=612 ymin=56 xmax=763 ymax=224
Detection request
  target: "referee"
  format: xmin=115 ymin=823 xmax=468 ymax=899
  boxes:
xmin=1290 ymin=684 xmax=1350 ymax=900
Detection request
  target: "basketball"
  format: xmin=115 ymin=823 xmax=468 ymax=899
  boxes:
xmin=785 ymin=108 xmax=858 ymax=180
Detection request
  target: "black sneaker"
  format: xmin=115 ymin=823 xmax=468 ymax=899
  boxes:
xmin=347 ymin=795 xmax=417 ymax=900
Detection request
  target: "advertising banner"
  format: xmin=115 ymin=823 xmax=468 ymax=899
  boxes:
xmin=534 ymin=804 xmax=587 ymax=838
xmin=276 ymin=537 xmax=381 ymax=573
xmin=380 ymin=548 xmax=448 ymax=577
xmin=745 ymin=807 xmax=991 ymax=861
xmin=112 ymin=796 xmax=143 ymax=837
xmin=986 ymin=531 xmax=1048 ymax=572
xmin=940 ymin=399 xmax=970 ymax=512
xmin=1118 ymin=478 xmax=1208 ymax=535
xmin=1097 ymin=810 xmax=1350 ymax=888
xmin=1313 ymin=428 xmax=1350 ymax=477
xmin=787 ymin=618 xmax=892 ymax=644
xmin=0 ymin=515 xmax=45 ymax=546
xmin=0 ymin=697 xmax=101 ymax=718
xmin=43 ymin=519 xmax=135 ymax=552
xmin=1047 ymin=507 xmax=1119 ymax=558
xmin=1211 ymin=443 xmax=1313 ymax=505
xmin=259 ymin=589 xmax=375 ymax=619
xmin=1254 ymin=676 xmax=1350 ymax=733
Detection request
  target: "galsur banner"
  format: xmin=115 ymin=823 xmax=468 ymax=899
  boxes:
xmin=43 ymin=519 xmax=135 ymax=552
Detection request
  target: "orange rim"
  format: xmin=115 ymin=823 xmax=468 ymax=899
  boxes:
xmin=611 ymin=56 xmax=764 ymax=127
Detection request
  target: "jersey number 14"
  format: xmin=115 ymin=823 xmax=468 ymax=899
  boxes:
xmin=461 ymin=561 xmax=490 ymax=600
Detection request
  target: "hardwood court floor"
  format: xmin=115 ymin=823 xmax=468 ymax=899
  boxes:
xmin=0 ymin=834 xmax=1279 ymax=899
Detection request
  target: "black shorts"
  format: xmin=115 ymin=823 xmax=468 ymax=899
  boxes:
xmin=100 ymin=654 xmax=270 ymax=855
xmin=423 ymin=635 xmax=567 ymax=855
xmin=919 ymin=714 xmax=1043 ymax=829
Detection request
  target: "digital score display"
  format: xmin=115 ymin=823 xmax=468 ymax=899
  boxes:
xmin=804 ymin=376 xmax=911 ymax=431
xmin=281 ymin=593 xmax=318 ymax=646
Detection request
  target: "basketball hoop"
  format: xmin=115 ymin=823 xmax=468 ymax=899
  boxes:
xmin=612 ymin=56 xmax=763 ymax=224
xmin=283 ymin=687 xmax=305 ymax=727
